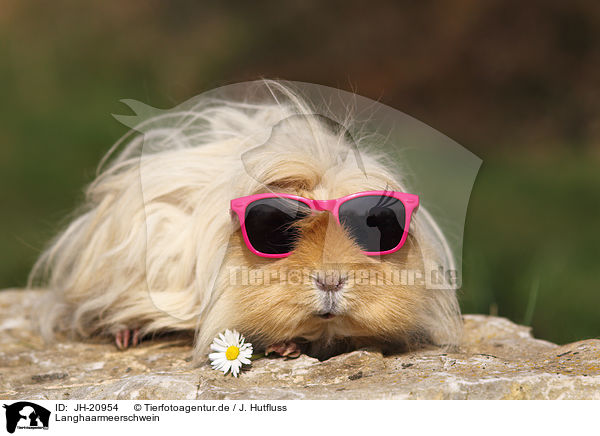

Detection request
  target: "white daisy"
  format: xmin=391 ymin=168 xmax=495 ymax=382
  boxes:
xmin=208 ymin=329 xmax=253 ymax=377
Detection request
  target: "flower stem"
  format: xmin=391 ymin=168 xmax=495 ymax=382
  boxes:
xmin=250 ymin=353 xmax=265 ymax=361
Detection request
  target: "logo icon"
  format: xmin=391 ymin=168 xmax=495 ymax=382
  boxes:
xmin=2 ymin=402 xmax=50 ymax=434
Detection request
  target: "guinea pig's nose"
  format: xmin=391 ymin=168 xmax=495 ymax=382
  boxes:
xmin=313 ymin=272 xmax=346 ymax=293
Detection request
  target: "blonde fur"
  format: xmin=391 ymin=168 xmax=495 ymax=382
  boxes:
xmin=29 ymin=81 xmax=461 ymax=362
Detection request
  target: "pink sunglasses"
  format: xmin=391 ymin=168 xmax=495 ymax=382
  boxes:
xmin=230 ymin=191 xmax=419 ymax=258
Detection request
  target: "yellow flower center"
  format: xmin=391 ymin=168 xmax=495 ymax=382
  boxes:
xmin=225 ymin=345 xmax=240 ymax=360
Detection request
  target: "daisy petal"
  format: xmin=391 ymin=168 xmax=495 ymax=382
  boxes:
xmin=210 ymin=343 xmax=228 ymax=352
xmin=209 ymin=353 xmax=224 ymax=362
xmin=212 ymin=337 xmax=228 ymax=348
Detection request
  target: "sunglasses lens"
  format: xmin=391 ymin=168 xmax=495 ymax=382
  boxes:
xmin=244 ymin=198 xmax=311 ymax=254
xmin=339 ymin=195 xmax=406 ymax=252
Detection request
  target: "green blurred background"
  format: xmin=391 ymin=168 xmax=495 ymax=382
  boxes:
xmin=1 ymin=1 xmax=598 ymax=344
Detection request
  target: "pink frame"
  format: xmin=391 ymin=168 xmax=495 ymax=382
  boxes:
xmin=230 ymin=191 xmax=419 ymax=258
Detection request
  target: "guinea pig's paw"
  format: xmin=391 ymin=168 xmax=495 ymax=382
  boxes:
xmin=265 ymin=341 xmax=302 ymax=359
xmin=115 ymin=328 xmax=141 ymax=350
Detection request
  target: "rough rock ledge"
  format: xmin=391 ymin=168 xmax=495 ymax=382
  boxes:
xmin=1 ymin=289 xmax=599 ymax=400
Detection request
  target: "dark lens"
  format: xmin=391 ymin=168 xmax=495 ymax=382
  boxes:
xmin=339 ymin=195 xmax=406 ymax=252
xmin=244 ymin=198 xmax=310 ymax=254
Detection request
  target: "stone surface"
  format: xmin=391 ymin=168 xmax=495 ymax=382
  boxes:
xmin=1 ymin=289 xmax=599 ymax=400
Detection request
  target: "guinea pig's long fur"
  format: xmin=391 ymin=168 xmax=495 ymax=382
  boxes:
xmin=29 ymin=81 xmax=462 ymax=362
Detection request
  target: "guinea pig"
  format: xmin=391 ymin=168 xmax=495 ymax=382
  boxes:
xmin=29 ymin=80 xmax=462 ymax=362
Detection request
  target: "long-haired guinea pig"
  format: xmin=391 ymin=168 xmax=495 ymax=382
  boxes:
xmin=29 ymin=81 xmax=461 ymax=362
